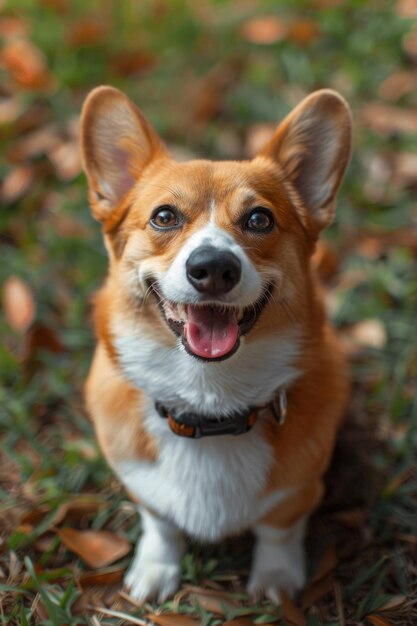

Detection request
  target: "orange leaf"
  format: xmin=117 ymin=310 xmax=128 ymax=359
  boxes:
xmin=0 ymin=166 xmax=35 ymax=205
xmin=147 ymin=614 xmax=199 ymax=626
xmin=79 ymin=565 xmax=125 ymax=589
xmin=240 ymin=16 xmax=287 ymax=45
xmin=3 ymin=276 xmax=36 ymax=332
xmin=280 ymin=590 xmax=306 ymax=626
xmin=287 ymin=20 xmax=321 ymax=46
xmin=188 ymin=588 xmax=238 ymax=615
xmin=1 ymin=38 xmax=55 ymax=90
xmin=58 ymin=528 xmax=131 ymax=568
xmin=366 ymin=615 xmax=392 ymax=626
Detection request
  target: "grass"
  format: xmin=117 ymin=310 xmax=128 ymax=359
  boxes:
xmin=0 ymin=0 xmax=417 ymax=624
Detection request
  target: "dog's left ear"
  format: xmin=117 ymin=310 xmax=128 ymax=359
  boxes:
xmin=258 ymin=89 xmax=352 ymax=233
xmin=81 ymin=86 xmax=168 ymax=223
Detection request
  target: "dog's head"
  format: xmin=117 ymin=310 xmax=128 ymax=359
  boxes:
xmin=81 ymin=87 xmax=351 ymax=363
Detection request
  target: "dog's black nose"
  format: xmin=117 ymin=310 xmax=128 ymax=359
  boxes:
xmin=186 ymin=246 xmax=241 ymax=295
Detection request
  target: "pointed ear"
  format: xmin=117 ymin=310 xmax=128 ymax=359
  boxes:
xmin=258 ymin=89 xmax=352 ymax=232
xmin=80 ymin=86 xmax=168 ymax=223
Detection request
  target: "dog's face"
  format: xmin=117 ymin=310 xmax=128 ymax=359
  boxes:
xmin=81 ymin=87 xmax=351 ymax=363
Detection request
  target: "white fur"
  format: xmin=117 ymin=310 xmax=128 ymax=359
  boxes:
xmin=247 ymin=518 xmax=307 ymax=604
xmin=117 ymin=405 xmax=296 ymax=541
xmin=125 ymin=505 xmax=186 ymax=602
xmin=160 ymin=223 xmax=262 ymax=307
xmin=114 ymin=326 xmax=301 ymax=416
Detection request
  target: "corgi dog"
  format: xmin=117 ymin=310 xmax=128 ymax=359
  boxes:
xmin=81 ymin=86 xmax=351 ymax=604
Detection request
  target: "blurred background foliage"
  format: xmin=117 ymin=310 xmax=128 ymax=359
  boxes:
xmin=0 ymin=0 xmax=417 ymax=624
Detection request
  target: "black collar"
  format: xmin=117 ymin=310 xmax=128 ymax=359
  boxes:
xmin=155 ymin=390 xmax=287 ymax=439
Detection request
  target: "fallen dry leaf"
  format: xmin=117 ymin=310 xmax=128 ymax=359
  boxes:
xmin=0 ymin=165 xmax=35 ymax=204
xmin=1 ymin=38 xmax=55 ymax=90
xmin=58 ymin=528 xmax=131 ymax=569
xmin=78 ymin=565 xmax=125 ymax=590
xmin=378 ymin=70 xmax=417 ymax=101
xmin=378 ymin=595 xmax=407 ymax=611
xmin=3 ymin=276 xmax=36 ymax=332
xmin=311 ymin=544 xmax=338 ymax=584
xmin=312 ymin=241 xmax=339 ymax=281
xmin=301 ymin=572 xmax=334 ymax=610
xmin=244 ymin=123 xmax=275 ymax=158
xmin=392 ymin=152 xmax=417 ymax=188
xmin=281 ymin=590 xmax=306 ymax=626
xmin=109 ymin=50 xmax=154 ymax=77
xmin=67 ymin=17 xmax=108 ymax=46
xmin=361 ymin=102 xmax=417 ymax=134
xmin=287 ymin=20 xmax=320 ymax=46
xmin=147 ymin=613 xmax=199 ymax=626
xmin=240 ymin=16 xmax=287 ymax=45
xmin=350 ymin=319 xmax=387 ymax=350
xmin=396 ymin=0 xmax=417 ymax=18
xmin=366 ymin=615 xmax=392 ymax=626
xmin=187 ymin=587 xmax=239 ymax=615
xmin=22 ymin=322 xmax=65 ymax=364
xmin=48 ymin=140 xmax=82 ymax=181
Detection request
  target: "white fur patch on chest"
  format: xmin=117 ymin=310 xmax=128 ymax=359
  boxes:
xmin=116 ymin=410 xmax=292 ymax=540
xmin=113 ymin=320 xmax=301 ymax=416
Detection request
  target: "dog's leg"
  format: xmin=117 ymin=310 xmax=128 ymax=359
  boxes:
xmin=247 ymin=517 xmax=306 ymax=604
xmin=125 ymin=506 xmax=186 ymax=603
xmin=248 ymin=479 xmax=324 ymax=604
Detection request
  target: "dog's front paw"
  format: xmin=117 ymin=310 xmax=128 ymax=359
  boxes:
xmin=247 ymin=520 xmax=306 ymax=605
xmin=125 ymin=557 xmax=181 ymax=603
xmin=124 ymin=507 xmax=186 ymax=603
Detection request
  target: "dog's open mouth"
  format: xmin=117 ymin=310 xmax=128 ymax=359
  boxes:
xmin=151 ymin=283 xmax=273 ymax=362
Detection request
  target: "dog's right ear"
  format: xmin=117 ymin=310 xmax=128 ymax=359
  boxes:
xmin=81 ymin=86 xmax=168 ymax=223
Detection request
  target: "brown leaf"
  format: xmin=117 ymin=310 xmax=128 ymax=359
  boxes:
xmin=378 ymin=595 xmax=407 ymax=611
xmin=311 ymin=544 xmax=338 ymax=583
xmin=3 ymin=276 xmax=36 ymax=332
xmin=287 ymin=20 xmax=321 ymax=46
xmin=223 ymin=617 xmax=268 ymax=626
xmin=392 ymin=152 xmax=417 ymax=188
xmin=188 ymin=588 xmax=239 ymax=615
xmin=58 ymin=528 xmax=131 ymax=568
xmin=280 ymin=590 xmax=306 ymax=626
xmin=240 ymin=16 xmax=287 ymax=45
xmin=147 ymin=614 xmax=199 ymax=626
xmin=7 ymin=124 xmax=60 ymax=162
xmin=22 ymin=322 xmax=65 ymax=363
xmin=396 ymin=0 xmax=417 ymax=18
xmin=48 ymin=140 xmax=81 ymax=181
xmin=350 ymin=319 xmax=387 ymax=350
xmin=244 ymin=123 xmax=275 ymax=158
xmin=366 ymin=615 xmax=392 ymax=626
xmin=301 ymin=572 xmax=334 ymax=610
xmin=378 ymin=70 xmax=417 ymax=102
xmin=361 ymin=103 xmax=417 ymax=135
xmin=312 ymin=241 xmax=339 ymax=281
xmin=109 ymin=50 xmax=155 ymax=77
xmin=78 ymin=565 xmax=125 ymax=590
xmin=1 ymin=38 xmax=55 ymax=90
xmin=0 ymin=165 xmax=35 ymax=204
xmin=67 ymin=18 xmax=108 ymax=46
xmin=331 ymin=507 xmax=367 ymax=528
xmin=0 ymin=95 xmax=23 ymax=125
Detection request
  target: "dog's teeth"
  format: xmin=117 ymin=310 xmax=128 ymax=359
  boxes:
xmin=177 ymin=304 xmax=187 ymax=321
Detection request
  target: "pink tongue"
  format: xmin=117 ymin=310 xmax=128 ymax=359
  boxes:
xmin=185 ymin=305 xmax=239 ymax=359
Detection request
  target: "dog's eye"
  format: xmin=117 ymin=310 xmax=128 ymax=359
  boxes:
xmin=150 ymin=206 xmax=180 ymax=230
xmin=245 ymin=209 xmax=274 ymax=233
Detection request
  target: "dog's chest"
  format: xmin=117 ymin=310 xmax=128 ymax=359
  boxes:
xmin=117 ymin=418 xmax=274 ymax=540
